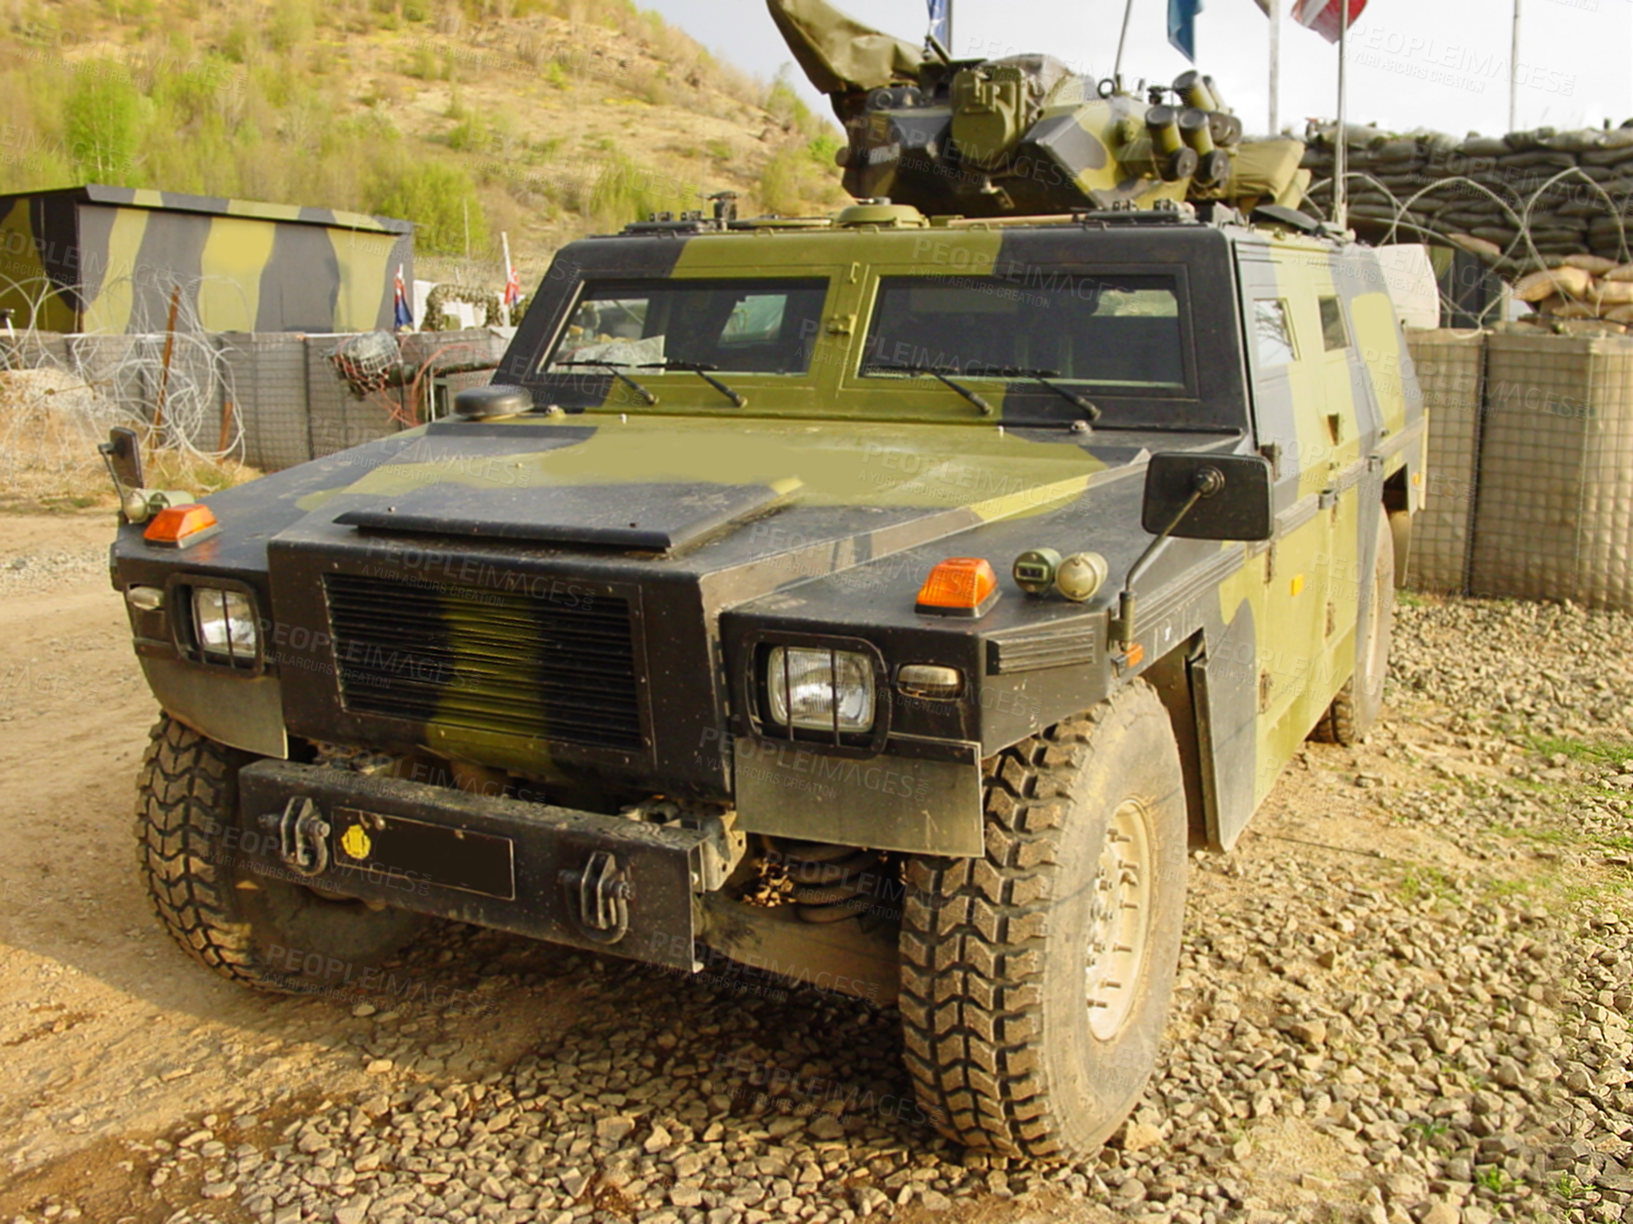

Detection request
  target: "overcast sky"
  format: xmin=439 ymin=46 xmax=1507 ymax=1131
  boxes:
xmin=639 ymin=0 xmax=1632 ymax=139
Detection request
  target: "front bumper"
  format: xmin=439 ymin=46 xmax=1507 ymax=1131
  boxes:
xmin=237 ymin=761 xmax=708 ymax=971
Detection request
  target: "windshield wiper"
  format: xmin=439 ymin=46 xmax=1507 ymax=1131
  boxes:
xmin=639 ymin=359 xmax=746 ymax=408
xmin=866 ymin=363 xmax=993 ymax=416
xmin=552 ymin=360 xmax=658 ymax=406
xmin=968 ymin=364 xmax=1101 ymax=422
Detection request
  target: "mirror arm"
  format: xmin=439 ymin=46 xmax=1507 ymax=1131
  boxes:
xmin=1110 ymin=486 xmax=1204 ymax=647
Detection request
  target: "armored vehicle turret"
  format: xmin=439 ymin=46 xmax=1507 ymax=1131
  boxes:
xmin=770 ymin=0 xmax=1308 ymax=217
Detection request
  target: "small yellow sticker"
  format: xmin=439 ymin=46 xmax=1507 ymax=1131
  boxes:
xmin=1290 ymin=574 xmax=1305 ymax=597
xmin=340 ymin=823 xmax=372 ymax=861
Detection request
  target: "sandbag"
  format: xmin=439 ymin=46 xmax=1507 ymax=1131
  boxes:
xmin=1515 ymin=266 xmax=1594 ymax=301
xmin=1445 ymin=233 xmax=1503 ymax=260
xmin=1565 ymin=254 xmax=1620 ymax=274
xmin=1545 ymin=298 xmax=1600 ymax=319
xmin=1596 ymin=280 xmax=1633 ymax=305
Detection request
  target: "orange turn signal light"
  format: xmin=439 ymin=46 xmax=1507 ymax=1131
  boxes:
xmin=915 ymin=557 xmax=1000 ymax=618
xmin=144 ymin=503 xmax=219 ymax=548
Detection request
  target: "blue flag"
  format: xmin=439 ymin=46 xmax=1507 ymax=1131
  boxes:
xmin=927 ymin=0 xmax=949 ymax=47
xmin=1168 ymin=0 xmax=1202 ymax=61
xmin=393 ymin=264 xmax=413 ymax=331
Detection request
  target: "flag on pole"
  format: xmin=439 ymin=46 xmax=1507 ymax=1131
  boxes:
xmin=927 ymin=0 xmax=949 ymax=47
xmin=393 ymin=264 xmax=413 ymax=331
xmin=1252 ymin=0 xmax=1366 ymax=43
xmin=1168 ymin=0 xmax=1203 ymax=61
xmin=503 ymin=264 xmax=521 ymax=311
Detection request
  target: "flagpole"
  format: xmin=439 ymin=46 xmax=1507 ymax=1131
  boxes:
xmin=1509 ymin=0 xmax=1521 ymax=132
xmin=1334 ymin=0 xmax=1349 ymax=230
xmin=1267 ymin=0 xmax=1281 ymax=134
xmin=501 ymin=231 xmax=514 ymax=328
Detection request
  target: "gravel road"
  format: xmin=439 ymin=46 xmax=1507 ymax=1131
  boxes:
xmin=0 ymin=511 xmax=1627 ymax=1224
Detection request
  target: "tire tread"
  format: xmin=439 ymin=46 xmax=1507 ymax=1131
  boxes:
xmin=900 ymin=694 xmax=1148 ymax=1159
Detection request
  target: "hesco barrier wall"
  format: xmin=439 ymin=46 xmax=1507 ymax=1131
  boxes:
xmin=1405 ymin=328 xmax=1633 ymax=611
xmin=1403 ymin=330 xmax=1484 ymax=595
xmin=5 ymin=328 xmax=510 ymax=472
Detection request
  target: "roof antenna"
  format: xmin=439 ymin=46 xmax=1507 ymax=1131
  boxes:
xmin=1113 ymin=0 xmax=1136 ymax=90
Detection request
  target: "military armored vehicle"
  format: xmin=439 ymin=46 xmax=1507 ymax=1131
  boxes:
xmin=109 ymin=0 xmax=1424 ymax=1162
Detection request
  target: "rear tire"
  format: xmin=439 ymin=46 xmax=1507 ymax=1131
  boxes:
xmin=1389 ymin=508 xmax=1412 ymax=590
xmin=1314 ymin=510 xmax=1395 ymax=746
xmin=136 ymin=714 xmax=425 ymax=994
xmin=898 ymin=681 xmax=1188 ymax=1160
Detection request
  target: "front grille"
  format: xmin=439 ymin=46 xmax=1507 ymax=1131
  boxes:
xmin=324 ymin=572 xmax=644 ymax=752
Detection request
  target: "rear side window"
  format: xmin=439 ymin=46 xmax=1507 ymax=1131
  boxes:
xmin=1253 ymin=298 xmax=1296 ymax=367
xmin=1318 ymin=296 xmax=1349 ymax=351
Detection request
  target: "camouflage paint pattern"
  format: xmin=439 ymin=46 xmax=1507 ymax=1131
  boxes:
xmin=110 ymin=207 xmax=1424 ymax=861
xmin=0 ymin=185 xmax=412 ymax=334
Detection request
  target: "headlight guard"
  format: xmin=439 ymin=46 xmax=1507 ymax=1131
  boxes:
xmin=167 ymin=575 xmax=264 ymax=674
xmin=749 ymin=634 xmax=890 ymax=752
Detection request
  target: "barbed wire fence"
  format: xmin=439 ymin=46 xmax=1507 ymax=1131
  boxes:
xmin=1297 ymin=126 xmax=1633 ymax=331
xmin=0 ymin=268 xmax=513 ymax=502
xmin=0 ymin=270 xmax=254 ymax=502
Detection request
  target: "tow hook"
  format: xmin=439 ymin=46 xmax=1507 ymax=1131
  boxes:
xmin=560 ymin=851 xmax=632 ymax=944
xmin=264 ymin=797 xmax=331 ymax=877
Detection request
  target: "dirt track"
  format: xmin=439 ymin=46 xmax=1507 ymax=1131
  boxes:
xmin=0 ymin=510 xmax=1625 ymax=1224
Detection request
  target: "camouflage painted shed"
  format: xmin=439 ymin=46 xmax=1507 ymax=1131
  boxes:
xmin=0 ymin=185 xmax=413 ymax=334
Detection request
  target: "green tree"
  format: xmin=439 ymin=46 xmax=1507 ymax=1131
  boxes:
xmin=368 ymin=158 xmax=488 ymax=256
xmin=64 ymin=62 xmax=149 ymax=181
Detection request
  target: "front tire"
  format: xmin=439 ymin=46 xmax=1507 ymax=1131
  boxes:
xmin=136 ymin=715 xmax=425 ymax=994
xmin=898 ymin=681 xmax=1188 ymax=1160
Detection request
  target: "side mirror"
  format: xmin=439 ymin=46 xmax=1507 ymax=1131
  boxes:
xmin=1141 ymin=453 xmax=1273 ymax=542
xmin=101 ymin=426 xmax=144 ymax=491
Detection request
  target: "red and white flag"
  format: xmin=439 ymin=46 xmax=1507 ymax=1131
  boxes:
xmin=1289 ymin=0 xmax=1365 ymax=42
xmin=1254 ymin=0 xmax=1365 ymax=41
xmin=503 ymin=264 xmax=521 ymax=309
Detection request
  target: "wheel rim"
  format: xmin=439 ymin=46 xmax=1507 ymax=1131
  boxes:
xmin=1084 ymin=798 xmax=1154 ymax=1040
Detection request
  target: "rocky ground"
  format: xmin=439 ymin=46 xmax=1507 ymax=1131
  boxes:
xmin=1 ymin=511 xmax=1629 ymax=1224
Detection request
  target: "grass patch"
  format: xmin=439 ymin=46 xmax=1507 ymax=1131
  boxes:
xmin=1398 ymin=865 xmax=1459 ymax=906
xmin=1527 ymin=734 xmax=1633 ymax=768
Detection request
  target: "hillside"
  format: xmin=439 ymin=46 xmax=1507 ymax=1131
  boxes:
xmin=0 ymin=0 xmax=848 ymax=288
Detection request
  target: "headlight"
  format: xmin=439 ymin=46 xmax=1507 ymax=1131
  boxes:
xmin=192 ymin=588 xmax=258 ymax=662
xmin=766 ymin=646 xmax=875 ymax=733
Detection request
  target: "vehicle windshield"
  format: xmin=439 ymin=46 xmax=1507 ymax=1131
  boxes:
xmin=861 ymin=273 xmax=1187 ymax=391
xmin=542 ymin=278 xmax=828 ymax=375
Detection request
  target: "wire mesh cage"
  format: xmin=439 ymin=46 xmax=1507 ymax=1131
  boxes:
xmin=328 ymin=330 xmax=402 ymax=397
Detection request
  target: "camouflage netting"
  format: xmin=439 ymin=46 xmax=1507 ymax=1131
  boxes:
xmin=424 ymin=283 xmax=506 ymax=330
xmin=1301 ymin=122 xmax=1633 ymax=285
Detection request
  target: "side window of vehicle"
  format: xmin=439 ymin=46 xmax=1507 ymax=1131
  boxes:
xmin=1318 ymin=295 xmax=1349 ymax=351
xmin=1253 ymin=298 xmax=1296 ymax=368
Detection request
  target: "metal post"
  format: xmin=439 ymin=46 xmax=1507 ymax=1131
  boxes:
xmin=1113 ymin=0 xmax=1135 ymax=85
xmin=1509 ymin=0 xmax=1521 ymax=132
xmin=1268 ymin=0 xmax=1281 ymax=134
xmin=945 ymin=0 xmax=953 ymax=57
xmin=1335 ymin=0 xmax=1349 ymax=230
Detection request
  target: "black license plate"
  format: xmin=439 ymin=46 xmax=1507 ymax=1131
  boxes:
xmin=330 ymin=808 xmax=516 ymax=900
